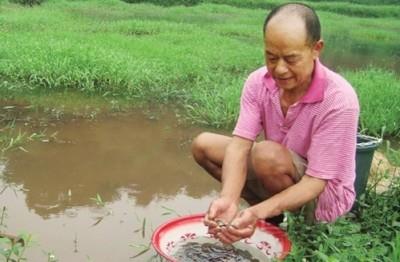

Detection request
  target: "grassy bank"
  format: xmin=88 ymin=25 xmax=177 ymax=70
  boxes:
xmin=204 ymin=0 xmax=400 ymax=18
xmin=124 ymin=0 xmax=400 ymax=18
xmin=286 ymin=174 xmax=400 ymax=261
xmin=1 ymin=0 xmax=399 ymax=136
xmin=345 ymin=69 xmax=400 ymax=137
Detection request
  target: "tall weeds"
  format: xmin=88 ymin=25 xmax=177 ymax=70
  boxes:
xmin=286 ymin=174 xmax=400 ymax=261
xmin=0 ymin=0 xmax=399 ymax=136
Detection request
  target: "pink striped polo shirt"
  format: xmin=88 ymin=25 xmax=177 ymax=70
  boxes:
xmin=233 ymin=59 xmax=360 ymax=222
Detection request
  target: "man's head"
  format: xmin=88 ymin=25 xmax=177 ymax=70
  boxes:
xmin=263 ymin=3 xmax=324 ymax=94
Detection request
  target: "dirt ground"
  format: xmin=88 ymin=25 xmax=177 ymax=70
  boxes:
xmin=370 ymin=151 xmax=400 ymax=192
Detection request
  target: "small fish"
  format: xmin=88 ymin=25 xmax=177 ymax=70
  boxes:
xmin=216 ymin=219 xmax=227 ymax=228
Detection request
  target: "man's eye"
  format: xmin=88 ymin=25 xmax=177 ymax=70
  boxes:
xmin=268 ymin=57 xmax=278 ymax=62
xmin=286 ymin=57 xmax=299 ymax=64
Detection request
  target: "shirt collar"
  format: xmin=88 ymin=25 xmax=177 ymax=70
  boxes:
xmin=263 ymin=58 xmax=327 ymax=103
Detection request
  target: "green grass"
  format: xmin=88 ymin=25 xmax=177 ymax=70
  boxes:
xmin=0 ymin=233 xmax=32 ymax=262
xmin=1 ymin=0 xmax=399 ymax=135
xmin=285 ymin=174 xmax=400 ymax=261
xmin=0 ymin=116 xmax=47 ymax=154
xmin=345 ymin=68 xmax=400 ymax=137
xmin=123 ymin=0 xmax=400 ymax=18
xmin=305 ymin=0 xmax=400 ymax=4
xmin=204 ymin=0 xmax=400 ymax=18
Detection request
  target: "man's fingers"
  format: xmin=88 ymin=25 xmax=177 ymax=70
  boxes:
xmin=215 ymin=219 xmax=228 ymax=228
xmin=217 ymin=229 xmax=241 ymax=244
xmin=207 ymin=199 xmax=222 ymax=221
xmin=207 ymin=224 xmax=220 ymax=235
xmin=208 ymin=210 xmax=216 ymax=221
xmin=216 ymin=231 xmax=239 ymax=244
xmin=215 ymin=231 xmax=228 ymax=244
xmin=204 ymin=215 xmax=218 ymax=229
xmin=227 ymin=224 xmax=255 ymax=239
xmin=226 ymin=210 xmax=257 ymax=240
xmin=204 ymin=197 xmax=241 ymax=242
xmin=230 ymin=210 xmax=257 ymax=228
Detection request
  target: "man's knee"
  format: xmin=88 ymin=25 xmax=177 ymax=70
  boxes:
xmin=251 ymin=141 xmax=290 ymax=176
xmin=191 ymin=132 xmax=213 ymax=162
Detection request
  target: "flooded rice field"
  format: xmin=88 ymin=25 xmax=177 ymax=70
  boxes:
xmin=0 ymin=106 xmax=221 ymax=261
xmin=317 ymin=32 xmax=400 ymax=74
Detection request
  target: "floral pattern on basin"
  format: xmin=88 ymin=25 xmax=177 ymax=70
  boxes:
xmin=152 ymin=214 xmax=291 ymax=262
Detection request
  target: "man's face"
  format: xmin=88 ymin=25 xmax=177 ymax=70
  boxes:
xmin=264 ymin=16 xmax=323 ymax=93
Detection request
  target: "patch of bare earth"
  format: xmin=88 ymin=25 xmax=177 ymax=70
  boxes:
xmin=369 ymin=151 xmax=400 ymax=192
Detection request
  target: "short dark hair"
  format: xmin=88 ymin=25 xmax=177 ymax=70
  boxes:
xmin=263 ymin=3 xmax=321 ymax=45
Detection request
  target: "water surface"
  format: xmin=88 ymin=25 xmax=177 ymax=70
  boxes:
xmin=0 ymin=108 xmax=221 ymax=261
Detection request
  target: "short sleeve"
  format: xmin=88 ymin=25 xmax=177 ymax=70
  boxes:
xmin=306 ymin=106 xmax=359 ymax=180
xmin=232 ymin=74 xmax=263 ymax=141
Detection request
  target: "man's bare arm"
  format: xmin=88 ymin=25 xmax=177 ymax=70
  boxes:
xmin=219 ymin=136 xmax=253 ymax=202
xmin=248 ymin=175 xmax=327 ymax=219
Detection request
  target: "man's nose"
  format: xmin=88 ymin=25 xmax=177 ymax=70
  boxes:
xmin=275 ymin=59 xmax=289 ymax=75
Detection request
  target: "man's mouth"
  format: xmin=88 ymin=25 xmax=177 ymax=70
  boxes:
xmin=277 ymin=77 xmax=292 ymax=82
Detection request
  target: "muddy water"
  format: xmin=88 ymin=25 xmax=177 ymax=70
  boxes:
xmin=0 ymin=108 xmax=223 ymax=261
xmin=321 ymin=35 xmax=400 ymax=73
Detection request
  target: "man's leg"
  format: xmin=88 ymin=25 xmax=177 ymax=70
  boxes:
xmin=191 ymin=132 xmax=262 ymax=205
xmin=191 ymin=133 xmax=298 ymax=224
xmin=249 ymin=141 xmax=300 ymax=225
xmin=251 ymin=141 xmax=316 ymax=224
xmin=191 ymin=132 xmax=230 ymax=181
xmin=250 ymin=140 xmax=299 ymax=195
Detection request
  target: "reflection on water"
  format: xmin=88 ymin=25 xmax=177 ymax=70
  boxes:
xmin=0 ymin=109 xmax=221 ymax=261
xmin=322 ymin=35 xmax=400 ymax=73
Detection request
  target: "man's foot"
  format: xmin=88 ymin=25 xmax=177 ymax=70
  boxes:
xmin=265 ymin=214 xmax=284 ymax=226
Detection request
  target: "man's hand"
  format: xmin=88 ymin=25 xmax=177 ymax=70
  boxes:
xmin=203 ymin=136 xmax=254 ymax=243
xmin=218 ymin=208 xmax=258 ymax=244
xmin=204 ymin=197 xmax=238 ymax=238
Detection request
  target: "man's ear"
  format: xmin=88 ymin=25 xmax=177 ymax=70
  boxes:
xmin=312 ymin=39 xmax=324 ymax=59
